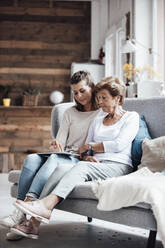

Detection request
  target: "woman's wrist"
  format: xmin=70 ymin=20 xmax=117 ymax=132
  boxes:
xmin=88 ymin=143 xmax=94 ymax=155
xmin=89 ymin=142 xmax=104 ymax=153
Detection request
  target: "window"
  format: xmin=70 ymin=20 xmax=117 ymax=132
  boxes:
xmin=105 ymin=17 xmax=125 ymax=79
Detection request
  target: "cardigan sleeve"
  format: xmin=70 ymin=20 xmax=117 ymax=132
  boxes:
xmin=55 ymin=109 xmax=71 ymax=150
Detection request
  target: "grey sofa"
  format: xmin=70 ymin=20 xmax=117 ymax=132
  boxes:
xmin=8 ymin=97 xmax=165 ymax=248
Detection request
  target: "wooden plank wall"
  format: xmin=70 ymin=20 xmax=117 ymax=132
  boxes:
xmin=0 ymin=0 xmax=91 ymax=105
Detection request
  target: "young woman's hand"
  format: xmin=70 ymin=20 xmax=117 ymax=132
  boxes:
xmin=49 ymin=139 xmax=63 ymax=152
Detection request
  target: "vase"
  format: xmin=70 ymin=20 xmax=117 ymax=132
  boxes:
xmin=3 ymin=98 xmax=11 ymax=107
xmin=126 ymin=82 xmax=137 ymax=98
xmin=23 ymin=94 xmax=39 ymax=106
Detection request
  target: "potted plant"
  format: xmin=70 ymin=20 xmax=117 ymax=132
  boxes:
xmin=122 ymin=63 xmax=140 ymax=98
xmin=0 ymin=85 xmax=11 ymax=107
xmin=23 ymin=87 xmax=40 ymax=106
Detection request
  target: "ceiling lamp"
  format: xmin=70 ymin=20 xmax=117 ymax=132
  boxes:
xmin=121 ymin=39 xmax=137 ymax=53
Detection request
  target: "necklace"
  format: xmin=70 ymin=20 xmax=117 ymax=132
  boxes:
xmin=106 ymin=108 xmax=126 ymax=119
xmin=104 ymin=109 xmax=126 ymax=125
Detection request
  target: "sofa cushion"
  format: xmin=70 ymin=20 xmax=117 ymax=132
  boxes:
xmin=10 ymin=176 xmax=97 ymax=200
xmin=66 ymin=183 xmax=151 ymax=210
xmin=131 ymin=115 xmax=151 ymax=168
xmin=139 ymin=136 xmax=165 ymax=172
xmin=10 ymin=179 xmax=151 ymax=211
xmin=67 ymin=184 xmax=151 ymax=210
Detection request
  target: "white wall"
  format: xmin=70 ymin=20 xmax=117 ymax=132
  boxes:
xmin=104 ymin=0 xmax=133 ymax=78
xmin=91 ymin=0 xmax=132 ymax=60
xmin=106 ymin=0 xmax=155 ymax=74
xmin=59 ymin=0 xmax=108 ymax=60
xmin=91 ymin=0 xmax=108 ymax=59
xmin=134 ymin=0 xmax=153 ymax=68
xmin=108 ymin=0 xmax=132 ymax=28
xmin=91 ymin=0 xmax=164 ymax=98
xmin=157 ymin=0 xmax=164 ymax=80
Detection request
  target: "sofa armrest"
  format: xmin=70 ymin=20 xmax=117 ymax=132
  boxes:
xmin=8 ymin=170 xmax=20 ymax=183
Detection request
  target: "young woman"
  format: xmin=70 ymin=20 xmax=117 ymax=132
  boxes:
xmin=11 ymin=76 xmax=139 ymax=239
xmin=0 ymin=70 xmax=100 ymax=240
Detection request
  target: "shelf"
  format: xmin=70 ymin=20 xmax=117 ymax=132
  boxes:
xmin=0 ymin=106 xmax=53 ymax=109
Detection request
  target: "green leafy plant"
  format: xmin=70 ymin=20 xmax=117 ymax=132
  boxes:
xmin=23 ymin=87 xmax=40 ymax=96
xmin=0 ymin=85 xmax=11 ymax=98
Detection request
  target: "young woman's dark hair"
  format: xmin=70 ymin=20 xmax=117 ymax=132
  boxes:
xmin=70 ymin=70 xmax=97 ymax=111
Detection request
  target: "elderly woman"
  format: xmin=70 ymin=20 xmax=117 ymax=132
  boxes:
xmin=11 ymin=76 xmax=139 ymax=239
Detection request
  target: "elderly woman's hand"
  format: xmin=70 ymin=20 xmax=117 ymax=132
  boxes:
xmin=49 ymin=139 xmax=63 ymax=152
xmin=78 ymin=144 xmax=89 ymax=155
xmin=82 ymin=155 xmax=98 ymax=163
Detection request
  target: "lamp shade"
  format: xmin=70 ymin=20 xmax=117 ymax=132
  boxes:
xmin=121 ymin=39 xmax=137 ymax=53
xmin=50 ymin=90 xmax=64 ymax=104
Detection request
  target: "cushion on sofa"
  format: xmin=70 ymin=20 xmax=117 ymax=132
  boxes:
xmin=131 ymin=115 xmax=151 ymax=169
xmin=139 ymin=136 xmax=165 ymax=172
xmin=10 ymin=179 xmax=97 ymax=200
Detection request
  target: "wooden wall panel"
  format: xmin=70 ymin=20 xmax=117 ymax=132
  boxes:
xmin=0 ymin=73 xmax=71 ymax=105
xmin=0 ymin=0 xmax=91 ymax=105
xmin=0 ymin=106 xmax=52 ymax=171
xmin=0 ymin=22 xmax=90 ymax=42
xmin=0 ymin=40 xmax=90 ymax=53
xmin=0 ymin=7 xmax=86 ymax=17
xmin=0 ymin=1 xmax=91 ymax=171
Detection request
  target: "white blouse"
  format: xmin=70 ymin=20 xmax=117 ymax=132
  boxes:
xmin=85 ymin=111 xmax=139 ymax=166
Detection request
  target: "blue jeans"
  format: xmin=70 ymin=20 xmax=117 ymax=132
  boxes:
xmin=17 ymin=153 xmax=79 ymax=200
